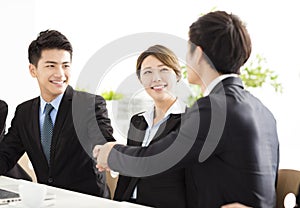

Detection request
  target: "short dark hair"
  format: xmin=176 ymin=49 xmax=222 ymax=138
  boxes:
xmin=189 ymin=11 xmax=251 ymax=74
xmin=136 ymin=45 xmax=181 ymax=80
xmin=28 ymin=29 xmax=73 ymax=66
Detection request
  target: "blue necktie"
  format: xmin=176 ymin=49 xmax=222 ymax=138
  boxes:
xmin=41 ymin=103 xmax=54 ymax=164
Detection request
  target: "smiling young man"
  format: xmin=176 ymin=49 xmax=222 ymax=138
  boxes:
xmin=0 ymin=30 xmax=115 ymax=197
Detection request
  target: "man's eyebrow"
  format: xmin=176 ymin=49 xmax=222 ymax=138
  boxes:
xmin=44 ymin=61 xmax=57 ymax=64
xmin=44 ymin=61 xmax=70 ymax=64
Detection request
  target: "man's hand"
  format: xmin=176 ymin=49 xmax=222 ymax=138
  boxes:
xmin=92 ymin=144 xmax=102 ymax=158
xmin=93 ymin=142 xmax=117 ymax=172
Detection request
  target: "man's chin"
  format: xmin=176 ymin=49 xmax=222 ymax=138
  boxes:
xmin=53 ymin=85 xmax=68 ymax=94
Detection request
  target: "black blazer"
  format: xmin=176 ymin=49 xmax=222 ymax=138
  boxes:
xmin=0 ymin=99 xmax=32 ymax=181
xmin=114 ymin=112 xmax=187 ymax=208
xmin=0 ymin=86 xmax=115 ymax=197
xmin=109 ymin=77 xmax=279 ymax=208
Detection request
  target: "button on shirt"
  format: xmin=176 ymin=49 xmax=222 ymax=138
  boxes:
xmin=131 ymin=98 xmax=186 ymax=199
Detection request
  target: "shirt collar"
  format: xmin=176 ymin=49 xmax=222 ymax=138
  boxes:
xmin=203 ymin=74 xmax=238 ymax=96
xmin=40 ymin=94 xmax=64 ymax=113
xmin=140 ymin=98 xmax=186 ymax=126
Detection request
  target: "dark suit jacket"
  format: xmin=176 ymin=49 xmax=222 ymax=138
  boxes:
xmin=109 ymin=77 xmax=279 ymax=208
xmin=0 ymin=99 xmax=32 ymax=181
xmin=0 ymin=100 xmax=8 ymax=138
xmin=114 ymin=113 xmax=187 ymax=208
xmin=0 ymin=86 xmax=115 ymax=197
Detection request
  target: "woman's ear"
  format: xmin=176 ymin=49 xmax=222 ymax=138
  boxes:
xmin=176 ymin=74 xmax=181 ymax=82
xmin=138 ymin=77 xmax=143 ymax=85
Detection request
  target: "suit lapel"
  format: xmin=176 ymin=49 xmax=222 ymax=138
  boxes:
xmin=127 ymin=115 xmax=147 ymax=146
xmin=150 ymin=113 xmax=183 ymax=144
xmin=32 ymin=98 xmax=43 ymax=153
xmin=124 ymin=115 xmax=147 ymax=198
xmin=50 ymin=86 xmax=73 ymax=162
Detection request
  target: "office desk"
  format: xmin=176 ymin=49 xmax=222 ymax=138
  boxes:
xmin=0 ymin=176 xmax=150 ymax=208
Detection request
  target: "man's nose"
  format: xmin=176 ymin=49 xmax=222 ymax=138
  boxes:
xmin=54 ymin=65 xmax=65 ymax=76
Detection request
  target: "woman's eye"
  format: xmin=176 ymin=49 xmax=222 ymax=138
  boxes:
xmin=143 ymin=70 xmax=151 ymax=75
xmin=161 ymin=68 xmax=169 ymax=72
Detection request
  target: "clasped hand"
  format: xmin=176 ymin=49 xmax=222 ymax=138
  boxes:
xmin=92 ymin=142 xmax=117 ymax=172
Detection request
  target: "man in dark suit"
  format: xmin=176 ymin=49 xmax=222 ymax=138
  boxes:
xmin=0 ymin=99 xmax=32 ymax=181
xmin=0 ymin=30 xmax=115 ymax=197
xmin=95 ymin=11 xmax=279 ymax=207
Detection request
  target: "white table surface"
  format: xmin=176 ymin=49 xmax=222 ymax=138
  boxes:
xmin=0 ymin=176 xmax=151 ymax=208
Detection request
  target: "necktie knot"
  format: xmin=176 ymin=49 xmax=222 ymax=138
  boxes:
xmin=44 ymin=103 xmax=54 ymax=115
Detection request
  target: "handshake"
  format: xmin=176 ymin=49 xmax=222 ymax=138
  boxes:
xmin=92 ymin=142 xmax=118 ymax=172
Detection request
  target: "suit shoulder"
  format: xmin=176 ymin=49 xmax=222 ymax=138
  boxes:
xmin=16 ymin=97 xmax=39 ymax=110
xmin=73 ymin=90 xmax=105 ymax=101
xmin=0 ymin=100 xmax=8 ymax=110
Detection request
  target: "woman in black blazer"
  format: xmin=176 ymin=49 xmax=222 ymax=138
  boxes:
xmin=113 ymin=45 xmax=187 ymax=208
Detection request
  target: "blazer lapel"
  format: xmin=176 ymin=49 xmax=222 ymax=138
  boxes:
xmin=127 ymin=115 xmax=147 ymax=146
xmin=50 ymin=86 xmax=73 ymax=161
xmin=150 ymin=113 xmax=183 ymax=144
xmin=124 ymin=115 xmax=148 ymax=198
xmin=123 ymin=177 xmax=139 ymax=199
xmin=31 ymin=98 xmax=43 ymax=153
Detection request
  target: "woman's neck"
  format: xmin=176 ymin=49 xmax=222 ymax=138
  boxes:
xmin=153 ymin=97 xmax=176 ymax=125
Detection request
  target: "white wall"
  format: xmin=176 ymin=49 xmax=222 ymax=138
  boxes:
xmin=1 ymin=0 xmax=299 ymax=170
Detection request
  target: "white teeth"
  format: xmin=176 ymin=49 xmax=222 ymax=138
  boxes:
xmin=52 ymin=81 xmax=64 ymax=84
xmin=152 ymin=85 xmax=164 ymax=90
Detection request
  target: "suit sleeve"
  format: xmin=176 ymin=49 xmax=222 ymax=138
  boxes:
xmin=0 ymin=100 xmax=8 ymax=139
xmin=94 ymin=95 xmax=114 ymax=142
xmin=74 ymin=94 xmax=115 ymax=158
xmin=107 ymin=99 xmax=213 ymax=177
xmin=0 ymin=105 xmax=26 ymax=175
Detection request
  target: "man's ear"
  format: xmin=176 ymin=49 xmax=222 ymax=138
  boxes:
xmin=29 ymin=63 xmax=37 ymax=78
xmin=195 ymin=46 xmax=204 ymax=64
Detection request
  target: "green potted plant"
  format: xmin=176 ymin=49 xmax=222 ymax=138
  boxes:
xmin=100 ymin=90 xmax=123 ymax=101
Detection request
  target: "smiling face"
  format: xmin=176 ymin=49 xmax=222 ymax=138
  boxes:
xmin=29 ymin=49 xmax=71 ymax=102
xmin=140 ymin=55 xmax=178 ymax=103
